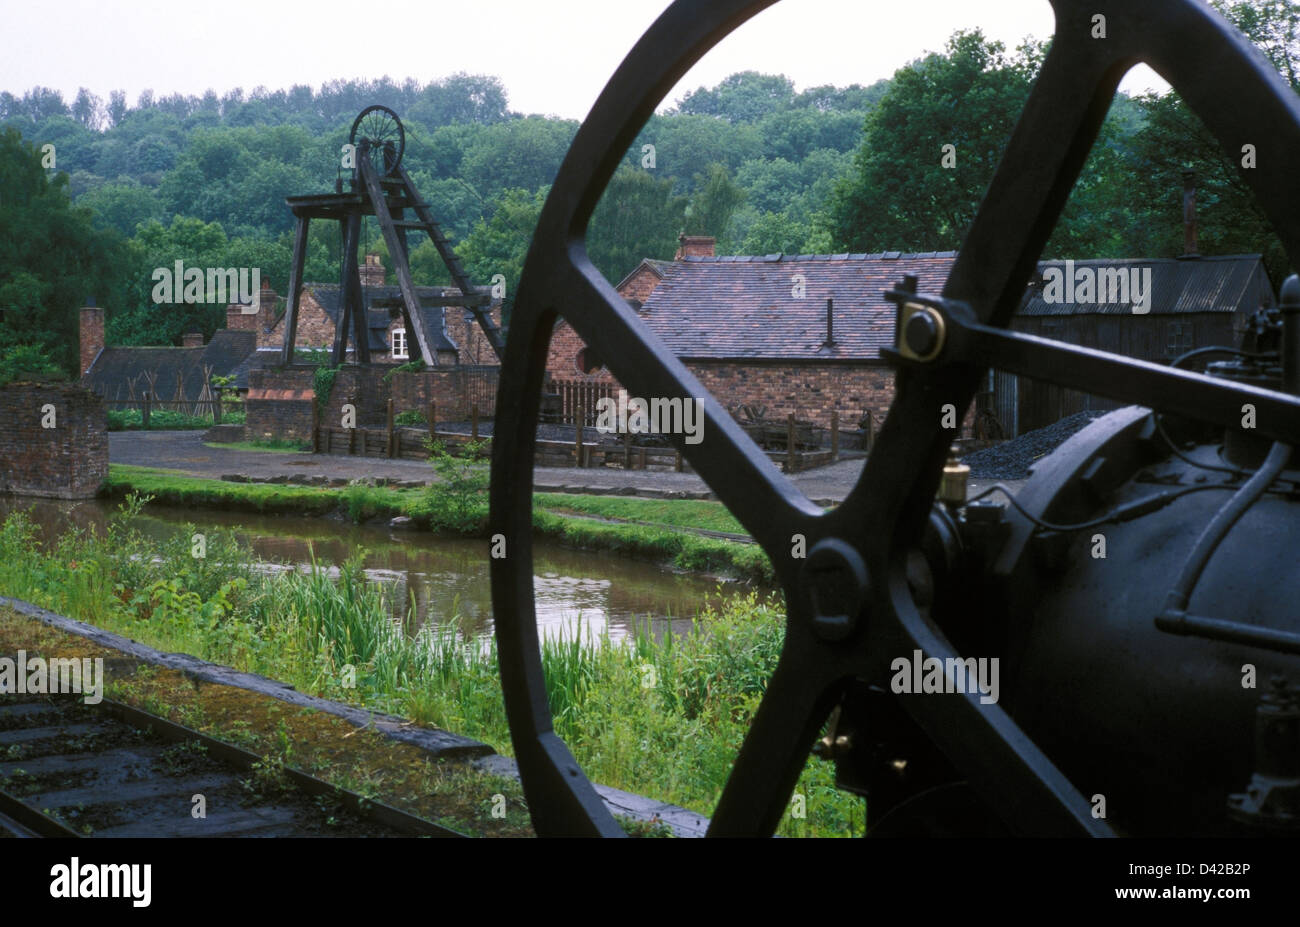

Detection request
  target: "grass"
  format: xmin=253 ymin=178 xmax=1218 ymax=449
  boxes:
xmin=0 ymin=500 xmax=857 ymax=836
xmin=535 ymin=493 xmax=747 ymax=536
xmin=103 ymin=464 xmax=774 ymax=582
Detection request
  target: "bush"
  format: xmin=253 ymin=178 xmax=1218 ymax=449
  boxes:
xmin=394 ymin=409 xmax=426 ymax=426
xmin=0 ymin=344 xmax=64 ymax=386
xmin=410 ymin=440 xmax=489 ymax=534
xmin=106 ymin=408 xmax=214 ymax=430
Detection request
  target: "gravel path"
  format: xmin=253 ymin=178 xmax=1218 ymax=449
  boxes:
xmin=110 ymin=431 xmax=1025 ymax=506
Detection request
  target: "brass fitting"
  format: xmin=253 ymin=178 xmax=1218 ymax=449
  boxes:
xmin=939 ymin=445 xmax=970 ymax=507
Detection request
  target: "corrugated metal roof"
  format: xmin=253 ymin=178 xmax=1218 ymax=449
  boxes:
xmin=1019 ymin=255 xmax=1272 ymax=316
xmin=640 ymin=252 xmax=957 ymax=360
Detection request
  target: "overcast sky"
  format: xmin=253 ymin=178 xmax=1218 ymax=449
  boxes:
xmin=3 ymin=0 xmax=1169 ymax=119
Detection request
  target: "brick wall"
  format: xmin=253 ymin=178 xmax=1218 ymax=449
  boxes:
xmin=320 ymin=366 xmax=390 ymax=427
xmin=0 ymin=384 xmax=107 ymax=499
xmin=389 ymin=367 xmax=499 ymax=421
xmin=264 ymin=289 xmax=336 ymax=351
xmin=448 ymin=304 xmax=504 ymax=366
xmin=79 ymin=307 xmax=104 ymax=378
xmin=546 ymin=317 xmax=620 ymax=384
xmin=687 ymin=361 xmax=895 ymax=430
xmin=245 ymin=368 xmax=315 ymax=441
xmin=618 ymin=263 xmax=665 ymax=304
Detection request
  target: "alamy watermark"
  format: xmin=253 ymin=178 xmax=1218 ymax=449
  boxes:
xmin=151 ymin=261 xmax=261 ymax=309
xmin=1041 ymin=259 xmax=1152 ymax=314
xmin=50 ymin=857 xmax=150 ymax=907
xmin=0 ymin=651 xmax=103 ymax=705
xmin=594 ymin=389 xmax=705 ymax=445
xmin=890 ymin=649 xmax=999 ymax=705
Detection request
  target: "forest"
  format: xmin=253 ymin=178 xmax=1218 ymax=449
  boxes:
xmin=0 ymin=0 xmax=1295 ymax=380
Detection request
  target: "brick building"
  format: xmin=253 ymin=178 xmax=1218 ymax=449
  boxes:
xmin=80 ymin=254 xmax=503 ymax=405
xmin=546 ymin=236 xmax=956 ymax=432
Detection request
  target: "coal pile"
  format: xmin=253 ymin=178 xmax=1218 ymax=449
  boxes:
xmin=961 ymin=410 xmax=1110 ymax=479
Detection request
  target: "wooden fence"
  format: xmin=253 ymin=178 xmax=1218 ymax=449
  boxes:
xmin=311 ymin=398 xmax=841 ymax=473
xmin=548 ymin=378 xmax=616 ymax=426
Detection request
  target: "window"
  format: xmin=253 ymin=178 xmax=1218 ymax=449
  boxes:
xmin=576 ymin=347 xmax=603 ymax=375
xmin=1166 ymin=321 xmax=1192 ymax=356
xmin=391 ymin=328 xmax=408 ymax=360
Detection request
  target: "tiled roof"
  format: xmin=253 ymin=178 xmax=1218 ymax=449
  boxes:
xmin=638 ymin=252 xmax=957 ymax=360
xmin=1020 ymin=255 xmax=1273 ymax=316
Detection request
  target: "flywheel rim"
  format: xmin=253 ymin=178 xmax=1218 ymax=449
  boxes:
xmin=490 ymin=0 xmax=1300 ymax=837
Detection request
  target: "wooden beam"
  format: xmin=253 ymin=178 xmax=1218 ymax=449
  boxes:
xmin=279 ymin=216 xmax=310 ymax=366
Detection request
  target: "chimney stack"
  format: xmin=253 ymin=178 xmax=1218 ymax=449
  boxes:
xmin=1181 ymin=170 xmax=1199 ymax=258
xmin=183 ymin=330 xmax=204 ymax=348
xmin=360 ymin=253 xmax=386 ymax=287
xmin=79 ymin=303 xmax=104 ymax=377
xmin=674 ymin=235 xmax=716 ymax=260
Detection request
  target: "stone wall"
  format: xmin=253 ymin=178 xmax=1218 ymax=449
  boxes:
xmin=0 ymin=383 xmax=107 ymax=499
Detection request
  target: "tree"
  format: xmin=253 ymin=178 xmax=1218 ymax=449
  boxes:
xmin=677 ymin=72 xmax=797 ymax=123
xmin=587 ymin=166 xmax=687 ymax=283
xmin=685 ymin=163 xmax=745 ymax=245
xmin=826 ymin=30 xmax=1036 ymax=253
xmin=0 ymin=127 xmax=129 ymax=375
xmin=107 ymin=90 xmax=128 ymax=128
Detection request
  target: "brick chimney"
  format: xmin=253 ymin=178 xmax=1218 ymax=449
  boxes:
xmin=80 ymin=304 xmax=104 ymax=377
xmin=675 ymin=235 xmax=716 ymax=260
xmin=227 ymin=296 xmax=257 ymax=332
xmin=183 ymin=330 xmax=204 ymax=347
xmin=254 ymin=279 xmax=279 ymax=348
xmin=360 ymin=253 xmax=386 ymax=287
xmin=1181 ymin=170 xmax=1199 ymax=258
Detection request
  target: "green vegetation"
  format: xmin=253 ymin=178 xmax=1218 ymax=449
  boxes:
xmin=0 ymin=500 xmax=852 ymax=835
xmin=534 ymin=493 xmax=746 ymax=536
xmin=313 ymin=365 xmax=340 ymax=411
xmin=107 ymin=408 xmax=219 ymax=430
xmin=0 ymin=344 xmax=65 ymax=386
xmin=393 ymin=409 xmax=426 ymax=426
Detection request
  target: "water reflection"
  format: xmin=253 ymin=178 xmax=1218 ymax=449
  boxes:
xmin=0 ymin=496 xmax=746 ymax=643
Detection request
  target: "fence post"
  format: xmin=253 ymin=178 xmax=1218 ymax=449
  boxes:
xmin=142 ymin=392 xmax=151 ymax=429
xmin=623 ymin=428 xmax=632 ymax=469
xmin=386 ymin=398 xmax=395 ymax=459
xmin=213 ymin=391 xmax=222 ymax=425
xmin=311 ymin=401 xmax=320 ymax=454
xmin=864 ymin=410 xmax=874 ymax=453
xmin=787 ymin=414 xmax=796 ymax=474
xmin=472 ymin=403 xmax=479 ymax=443
xmin=831 ymin=410 xmax=839 ymax=461
xmin=428 ymin=400 xmax=437 ymax=444
xmin=575 ymin=400 xmax=584 ymax=468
